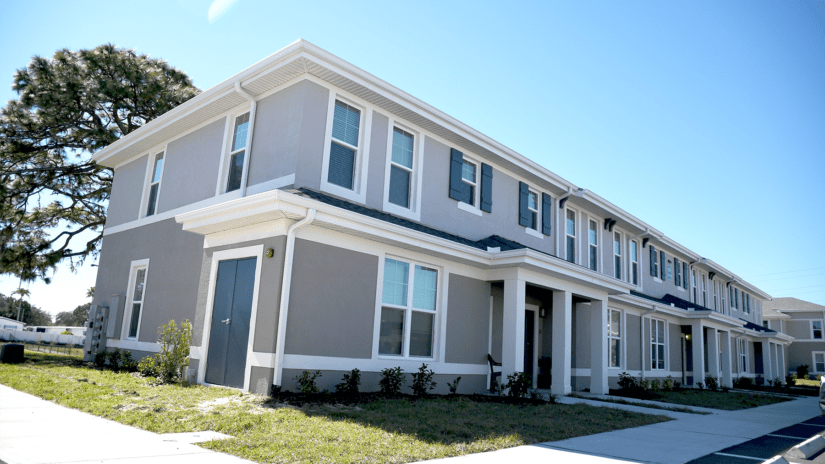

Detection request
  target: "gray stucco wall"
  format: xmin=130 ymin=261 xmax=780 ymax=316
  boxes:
xmin=789 ymin=342 xmax=825 ymax=373
xmin=294 ymin=81 xmax=330 ymax=191
xmin=490 ymin=284 xmax=503 ymax=362
xmin=787 ymin=320 xmax=810 ymax=340
xmin=250 ymin=366 xmax=274 ymax=396
xmin=247 ymin=82 xmax=305 ymax=188
xmin=638 ymin=242 xmax=693 ymax=302
xmin=445 ymin=274 xmax=491 ymax=365
xmin=669 ymin=323 xmax=682 ymax=374
xmin=625 ymin=314 xmax=641 ymax=371
xmin=365 ymin=113 xmax=389 ymax=210
xmin=94 ymin=219 xmax=204 ymax=343
xmin=157 ymin=118 xmax=225 ymax=213
xmin=281 ymin=369 xmax=485 ymax=395
xmin=106 ymin=154 xmax=148 ymax=228
xmin=573 ymin=303 xmax=591 ymax=369
xmin=284 ymin=238 xmax=378 ymax=358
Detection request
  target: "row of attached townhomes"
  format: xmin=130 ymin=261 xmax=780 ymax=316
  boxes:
xmin=763 ymin=298 xmax=825 ymax=378
xmin=86 ymin=40 xmax=792 ymax=396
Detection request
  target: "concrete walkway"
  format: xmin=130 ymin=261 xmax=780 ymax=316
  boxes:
xmin=0 ymin=384 xmax=253 ymax=464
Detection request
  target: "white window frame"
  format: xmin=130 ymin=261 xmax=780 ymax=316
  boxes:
xmin=382 ymin=121 xmax=424 ymax=221
xmin=121 ymin=258 xmax=150 ymax=340
xmin=320 ymin=94 xmax=372 ymax=204
xmin=608 ymin=308 xmax=623 ymax=369
xmin=701 ymin=273 xmax=707 ymax=307
xmin=738 ymin=338 xmax=748 ymax=373
xmin=564 ymin=207 xmax=578 ymax=264
xmin=721 ymin=283 xmax=727 ymax=314
xmin=692 ymin=270 xmax=697 ymax=303
xmin=812 ymin=320 xmax=823 ymax=340
xmin=375 ymin=256 xmax=440 ymax=360
xmin=630 ymin=240 xmax=639 ymax=286
xmin=524 ymin=187 xmax=543 ymax=238
xmin=813 ymin=352 xmax=825 ymax=373
xmin=138 ymin=145 xmax=168 ymax=219
xmin=588 ymin=218 xmax=599 ymax=272
xmin=650 ymin=318 xmax=667 ymax=371
xmin=455 ymin=154 xmax=482 ymax=216
xmin=651 ymin=246 xmax=661 ymax=283
xmin=613 ymin=230 xmax=622 ymax=280
xmin=216 ymin=108 xmax=253 ymax=197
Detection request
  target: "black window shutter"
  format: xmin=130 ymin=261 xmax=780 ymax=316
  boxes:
xmin=480 ymin=163 xmax=493 ymax=212
xmin=518 ymin=182 xmax=531 ymax=227
xmin=541 ymin=192 xmax=552 ymax=235
xmin=649 ymin=246 xmax=656 ymax=276
xmin=683 ymin=263 xmax=688 ymax=289
xmin=674 ymin=258 xmax=681 ymax=286
xmin=448 ymin=148 xmax=464 ymax=201
xmin=660 ymin=251 xmax=666 ymax=280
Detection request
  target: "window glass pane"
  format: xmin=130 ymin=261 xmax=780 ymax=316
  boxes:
xmin=391 ymin=128 xmax=414 ymax=168
xmin=657 ymin=322 xmax=665 ymax=343
xmin=632 ymin=263 xmax=638 ymax=285
xmin=610 ymin=339 xmax=620 ymax=367
xmin=132 ymin=269 xmax=146 ymax=302
xmin=530 ymin=211 xmax=537 ymax=230
xmin=382 ymin=259 xmax=409 ymax=306
xmin=388 ymin=165 xmax=411 ymax=208
xmin=412 ymin=265 xmax=437 ymax=311
xmin=461 ymin=161 xmax=476 ymax=183
xmin=614 ymin=233 xmax=620 ymax=255
xmin=409 ymin=312 xmax=434 ymax=357
xmin=232 ymin=113 xmax=250 ymax=152
xmin=566 ymin=236 xmax=575 ymax=263
xmin=631 ymin=241 xmax=637 ymax=261
xmin=379 ymin=308 xmax=404 ymax=355
xmin=226 ymin=150 xmax=244 ymax=192
xmin=128 ymin=303 xmax=141 ymax=338
xmin=615 ymin=256 xmax=621 ymax=279
xmin=657 ymin=345 xmax=665 ymax=369
xmin=528 ymin=192 xmax=538 ymax=210
xmin=146 ymin=184 xmax=159 ymax=216
xmin=328 ymin=142 xmax=355 ymax=189
xmin=332 ymin=101 xmax=360 ymax=147
xmin=589 ymin=246 xmax=597 ymax=271
xmin=566 ymin=210 xmax=575 ymax=236
xmin=151 ymin=153 xmax=164 ymax=183
xmin=611 ymin=310 xmax=620 ymax=337
xmin=589 ymin=221 xmax=597 ymax=245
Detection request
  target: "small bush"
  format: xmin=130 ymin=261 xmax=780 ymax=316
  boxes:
xmin=447 ymin=376 xmax=462 ymax=395
xmin=138 ymin=356 xmax=159 ymax=377
xmin=618 ymin=372 xmax=638 ymax=391
xmin=295 ymin=370 xmax=322 ymax=394
xmin=121 ymin=351 xmax=138 ymax=372
xmin=786 ymin=374 xmax=797 ymax=387
xmin=155 ymin=319 xmax=192 ymax=383
xmin=674 ymin=381 xmax=682 ymax=390
xmin=696 ymin=382 xmax=704 ymax=390
xmin=335 ymin=368 xmax=361 ymax=395
xmin=379 ymin=367 xmax=404 ymax=395
xmin=773 ymin=377 xmax=783 ymax=387
xmin=650 ymin=379 xmax=661 ymax=391
xmin=107 ymin=348 xmax=122 ymax=370
xmin=60 ymin=330 xmax=73 ymax=335
xmin=733 ymin=376 xmax=754 ymax=389
xmin=797 ymin=365 xmax=809 ymax=379
xmin=93 ymin=350 xmax=107 ymax=369
xmin=704 ymin=375 xmax=719 ymax=391
xmin=663 ymin=376 xmax=674 ymax=392
xmin=411 ymin=363 xmax=437 ymax=396
xmin=639 ymin=378 xmax=650 ymax=391
xmin=505 ymin=372 xmax=531 ymax=398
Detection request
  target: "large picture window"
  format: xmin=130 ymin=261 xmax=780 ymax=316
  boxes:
xmin=379 ymin=258 xmax=438 ymax=358
xmin=651 ymin=319 xmax=666 ymax=370
xmin=608 ymin=309 xmax=621 ymax=368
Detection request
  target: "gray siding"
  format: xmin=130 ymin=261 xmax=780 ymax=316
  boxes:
xmin=787 ymin=320 xmax=810 ymax=339
xmin=281 ymin=368 xmax=485 ymax=395
xmin=247 ymin=83 xmax=306 ymax=188
xmin=669 ymin=323 xmax=682 ymax=374
xmin=490 ymin=284 xmax=503 ymax=362
xmin=284 ymin=239 xmax=378 ymax=358
xmin=573 ymin=303 xmax=591 ymax=369
xmin=789 ymin=342 xmax=825 ymax=373
xmin=94 ymin=219 xmax=204 ymax=343
xmin=157 ymin=118 xmax=225 ymax=213
xmin=444 ymin=274 xmax=491 ymax=365
xmin=293 ymin=81 xmax=330 ymax=191
xmin=106 ymin=154 xmax=148 ymax=228
xmin=364 ymin=112 xmax=389 ymax=210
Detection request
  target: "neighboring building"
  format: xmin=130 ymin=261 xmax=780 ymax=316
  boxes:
xmin=763 ymin=297 xmax=825 ymax=377
xmin=25 ymin=326 xmax=86 ymax=336
xmin=87 ymin=40 xmax=790 ymax=395
xmin=0 ymin=316 xmax=24 ymax=331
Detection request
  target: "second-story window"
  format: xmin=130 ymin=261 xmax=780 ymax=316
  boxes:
xmin=388 ymin=128 xmax=414 ymax=208
xmin=812 ymin=321 xmax=823 ymax=340
xmin=328 ymin=101 xmax=361 ymax=190
xmin=527 ymin=190 xmax=539 ymax=230
xmin=630 ymin=240 xmax=639 ymax=285
xmin=588 ymin=219 xmax=598 ymax=271
xmin=721 ymin=284 xmax=726 ymax=314
xmin=682 ymin=262 xmax=688 ymax=290
xmin=566 ymin=209 xmax=576 ymax=263
xmin=226 ymin=112 xmax=250 ymax=192
xmin=674 ymin=258 xmax=681 ymax=287
xmin=701 ymin=274 xmax=707 ymax=307
xmin=713 ymin=280 xmax=719 ymax=310
xmin=145 ymin=152 xmax=164 ymax=216
xmin=692 ymin=271 xmax=697 ymax=303
xmin=613 ymin=232 xmax=622 ymax=280
xmin=461 ymin=159 xmax=477 ymax=206
xmin=649 ymin=245 xmax=659 ymax=278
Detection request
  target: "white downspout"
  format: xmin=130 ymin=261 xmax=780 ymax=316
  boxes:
xmin=272 ymin=209 xmax=317 ymax=387
xmin=640 ymin=306 xmax=656 ymax=380
xmin=234 ymin=81 xmax=257 ymax=198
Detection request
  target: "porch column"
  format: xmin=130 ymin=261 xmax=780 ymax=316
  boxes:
xmin=552 ymin=290 xmax=572 ymax=395
xmin=771 ymin=343 xmax=778 ymax=381
xmin=779 ymin=344 xmax=786 ymax=384
xmin=706 ymin=327 xmax=719 ymax=380
xmin=720 ymin=331 xmax=732 ymax=388
xmin=761 ymin=340 xmax=772 ymax=385
xmin=501 ymin=279 xmax=526 ymax=382
xmin=590 ymin=299 xmax=608 ymax=395
xmin=690 ymin=320 xmax=704 ymax=386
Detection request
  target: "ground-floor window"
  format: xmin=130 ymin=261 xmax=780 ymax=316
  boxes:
xmin=608 ymin=309 xmax=621 ymax=368
xmin=650 ymin=318 xmax=666 ymax=370
xmin=738 ymin=338 xmax=748 ymax=373
xmin=379 ymin=257 xmax=438 ymax=358
xmin=814 ymin=352 xmax=825 ymax=373
xmin=124 ymin=259 xmax=150 ymax=340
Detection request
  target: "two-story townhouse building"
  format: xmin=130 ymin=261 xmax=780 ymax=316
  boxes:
xmin=764 ymin=297 xmax=825 ymax=378
xmin=85 ymin=40 xmax=791 ymax=395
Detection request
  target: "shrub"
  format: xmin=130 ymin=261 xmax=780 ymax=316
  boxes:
xmin=650 ymin=379 xmax=661 ymax=391
xmin=663 ymin=376 xmax=674 ymax=392
xmin=60 ymin=330 xmax=73 ymax=335
xmin=797 ymin=364 xmax=809 ymax=379
xmin=696 ymin=382 xmax=704 ymax=390
xmin=773 ymin=377 xmax=783 ymax=387
xmin=505 ymin=371 xmax=531 ymax=398
xmin=121 ymin=351 xmax=138 ymax=372
xmin=733 ymin=376 xmax=754 ymax=389
xmin=704 ymin=375 xmax=719 ymax=391
xmin=447 ymin=376 xmax=462 ymax=395
xmin=295 ymin=370 xmax=321 ymax=394
xmin=411 ymin=363 xmax=437 ymax=396
xmin=379 ymin=367 xmax=405 ymax=395
xmin=107 ymin=348 xmax=122 ymax=370
xmin=138 ymin=356 xmax=159 ymax=377
xmin=155 ymin=319 xmax=192 ymax=383
xmin=93 ymin=350 xmax=107 ymax=369
xmin=335 ymin=368 xmax=361 ymax=395
xmin=618 ymin=372 xmax=638 ymax=391
xmin=639 ymin=378 xmax=650 ymax=392
xmin=786 ymin=374 xmax=797 ymax=387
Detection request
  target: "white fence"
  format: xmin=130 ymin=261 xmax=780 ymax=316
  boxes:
xmin=0 ymin=328 xmax=85 ymax=346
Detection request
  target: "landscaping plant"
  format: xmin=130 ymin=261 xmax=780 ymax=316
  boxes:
xmin=447 ymin=376 xmax=462 ymax=395
xmin=505 ymin=372 xmax=531 ymax=398
xmin=155 ymin=319 xmax=192 ymax=383
xmin=379 ymin=366 xmax=405 ymax=395
xmin=797 ymin=364 xmax=809 ymax=380
xmin=411 ymin=363 xmax=437 ymax=396
xmin=335 ymin=368 xmax=360 ymax=395
xmin=138 ymin=356 xmax=159 ymax=378
xmin=704 ymin=375 xmax=719 ymax=391
xmin=663 ymin=376 xmax=674 ymax=391
xmin=107 ymin=348 xmax=122 ymax=371
xmin=295 ymin=371 xmax=322 ymax=394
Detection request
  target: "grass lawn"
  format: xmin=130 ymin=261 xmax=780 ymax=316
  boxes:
xmin=612 ymin=388 xmax=792 ymax=411
xmin=0 ymin=350 xmax=671 ymax=464
xmin=795 ymin=378 xmax=820 ymax=387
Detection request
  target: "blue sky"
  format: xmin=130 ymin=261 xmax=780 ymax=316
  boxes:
xmin=1 ymin=0 xmax=823 ymax=317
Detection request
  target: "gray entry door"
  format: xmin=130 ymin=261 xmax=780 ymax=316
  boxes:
xmin=205 ymin=257 xmax=256 ymax=388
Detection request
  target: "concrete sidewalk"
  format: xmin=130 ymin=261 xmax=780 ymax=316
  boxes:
xmin=0 ymin=384 xmax=253 ymax=464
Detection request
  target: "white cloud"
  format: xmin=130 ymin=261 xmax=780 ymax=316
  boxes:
xmin=208 ymin=0 xmax=240 ymax=24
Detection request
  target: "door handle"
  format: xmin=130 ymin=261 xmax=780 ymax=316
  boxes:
xmin=221 ymin=318 xmax=231 ymax=325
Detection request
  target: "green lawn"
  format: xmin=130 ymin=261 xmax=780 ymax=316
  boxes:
xmin=795 ymin=378 xmax=820 ymax=387
xmin=612 ymin=388 xmax=792 ymax=411
xmin=0 ymin=351 xmax=671 ymax=464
